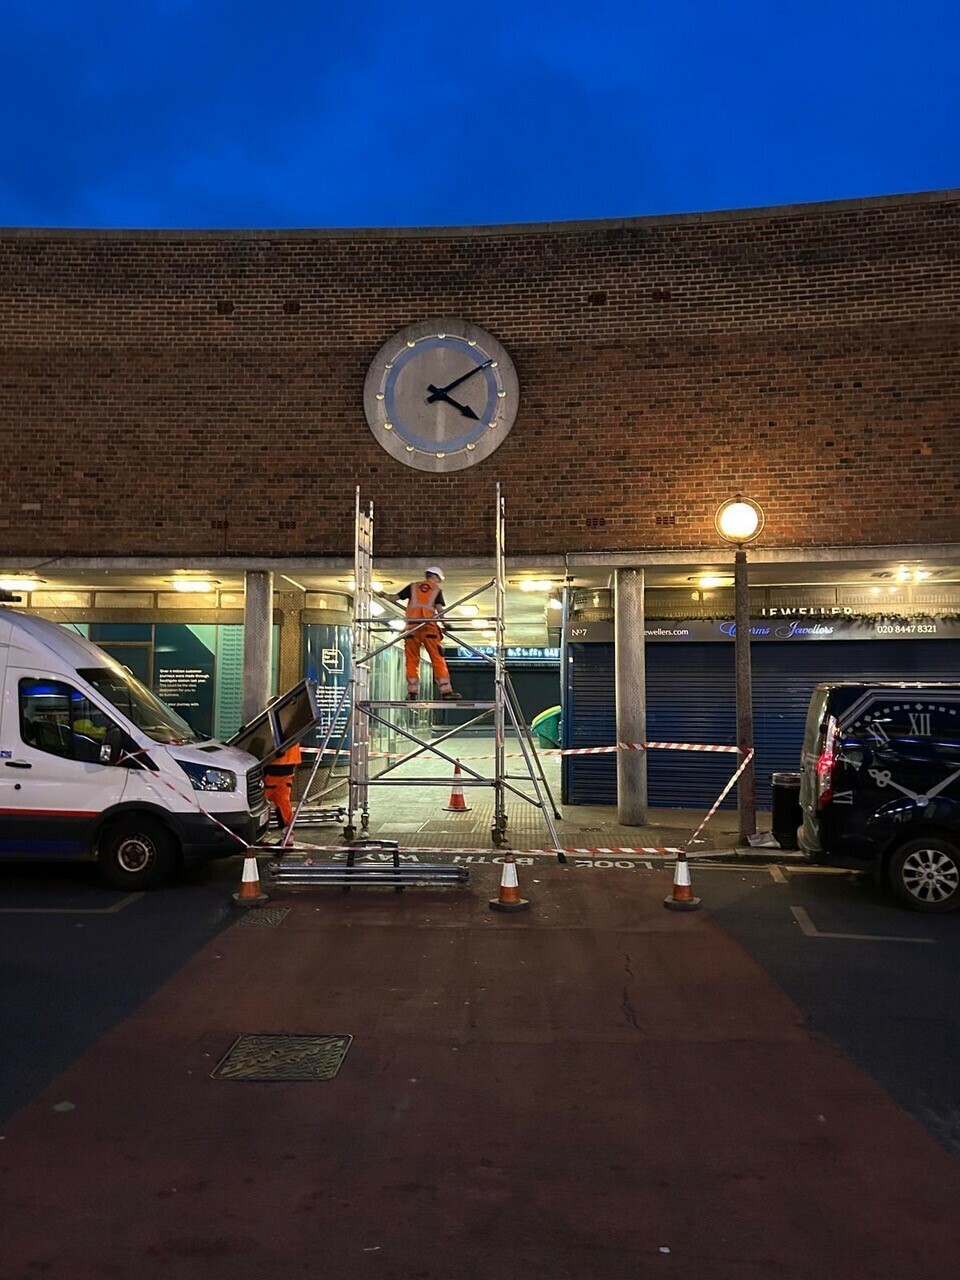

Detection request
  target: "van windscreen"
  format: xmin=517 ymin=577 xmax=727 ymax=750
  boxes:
xmin=78 ymin=667 xmax=201 ymax=745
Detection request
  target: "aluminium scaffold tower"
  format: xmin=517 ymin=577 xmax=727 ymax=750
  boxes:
xmin=332 ymin=483 xmax=565 ymax=861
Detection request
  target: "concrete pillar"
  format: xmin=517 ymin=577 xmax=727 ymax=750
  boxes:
xmin=277 ymin=587 xmax=306 ymax=694
xmin=614 ymin=568 xmax=647 ymax=825
xmin=242 ymin=570 xmax=274 ymax=723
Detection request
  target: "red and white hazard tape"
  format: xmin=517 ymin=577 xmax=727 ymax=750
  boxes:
xmin=303 ymin=740 xmax=749 ymax=762
xmin=683 ymin=748 xmax=755 ymax=851
xmin=118 ymin=747 xmax=251 ymax=851
xmin=253 ymin=841 xmax=684 ymax=858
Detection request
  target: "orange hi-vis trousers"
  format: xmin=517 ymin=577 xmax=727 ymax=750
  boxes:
xmin=404 ymin=622 xmax=452 ymax=696
xmin=264 ymin=742 xmax=302 ymax=826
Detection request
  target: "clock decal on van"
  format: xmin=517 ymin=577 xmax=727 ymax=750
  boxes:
xmin=843 ymin=697 xmax=960 ymax=807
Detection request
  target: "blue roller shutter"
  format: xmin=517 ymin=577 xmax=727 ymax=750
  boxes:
xmin=563 ymin=644 xmax=617 ymax=804
xmin=566 ymin=639 xmax=960 ymax=809
xmin=646 ymin=646 xmax=736 ymax=806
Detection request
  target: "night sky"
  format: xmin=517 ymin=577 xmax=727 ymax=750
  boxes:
xmin=2 ymin=0 xmax=957 ymax=229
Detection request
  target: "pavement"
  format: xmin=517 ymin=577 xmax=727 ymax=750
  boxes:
xmin=290 ymin=732 xmax=785 ymax=861
xmin=2 ymin=862 xmax=959 ymax=1280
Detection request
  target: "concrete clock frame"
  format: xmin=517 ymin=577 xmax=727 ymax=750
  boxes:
xmin=363 ymin=319 xmax=519 ymax=473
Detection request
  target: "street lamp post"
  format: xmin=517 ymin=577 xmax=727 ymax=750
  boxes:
xmin=715 ymin=496 xmax=765 ymax=845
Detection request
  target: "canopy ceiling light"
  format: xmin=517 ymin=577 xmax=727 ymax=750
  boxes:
xmin=0 ymin=577 xmax=40 ymax=592
xmin=172 ymin=579 xmax=216 ymax=593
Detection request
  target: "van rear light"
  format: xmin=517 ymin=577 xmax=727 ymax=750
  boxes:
xmin=816 ymin=715 xmax=838 ymax=809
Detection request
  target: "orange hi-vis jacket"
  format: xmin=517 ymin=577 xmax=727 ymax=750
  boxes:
xmin=404 ymin=580 xmax=444 ymax=628
xmin=401 ymin=580 xmax=452 ymax=693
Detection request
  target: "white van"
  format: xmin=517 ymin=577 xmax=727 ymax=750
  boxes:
xmin=0 ymin=610 xmax=270 ymax=888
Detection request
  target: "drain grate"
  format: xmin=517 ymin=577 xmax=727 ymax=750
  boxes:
xmin=234 ymin=906 xmax=291 ymax=928
xmin=212 ymin=1034 xmax=352 ymax=1081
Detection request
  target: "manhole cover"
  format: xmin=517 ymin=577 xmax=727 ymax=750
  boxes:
xmin=234 ymin=906 xmax=290 ymax=928
xmin=211 ymin=1034 xmax=352 ymax=1082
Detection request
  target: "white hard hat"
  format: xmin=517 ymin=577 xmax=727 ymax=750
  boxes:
xmin=425 ymin=565 xmax=445 ymax=580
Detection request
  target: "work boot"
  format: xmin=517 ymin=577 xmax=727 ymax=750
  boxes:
xmin=441 ymin=691 xmax=463 ymax=700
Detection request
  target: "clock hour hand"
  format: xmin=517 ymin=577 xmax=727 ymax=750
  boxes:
xmin=426 ymin=359 xmax=493 ymax=402
xmin=868 ymin=767 xmax=923 ymax=802
xmin=425 ymin=385 xmax=480 ymax=419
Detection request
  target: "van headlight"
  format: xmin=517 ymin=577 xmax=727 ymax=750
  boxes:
xmin=179 ymin=761 xmax=237 ymax=792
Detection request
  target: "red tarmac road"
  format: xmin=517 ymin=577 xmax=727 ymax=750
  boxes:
xmin=2 ymin=865 xmax=959 ymax=1279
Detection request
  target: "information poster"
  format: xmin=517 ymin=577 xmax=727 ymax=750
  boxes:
xmin=303 ymin=624 xmax=352 ymax=749
xmin=153 ymin=624 xmax=217 ymax=736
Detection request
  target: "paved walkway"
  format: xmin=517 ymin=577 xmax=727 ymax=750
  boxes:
xmin=297 ymin=732 xmax=769 ymax=857
xmin=2 ymin=864 xmax=957 ymax=1279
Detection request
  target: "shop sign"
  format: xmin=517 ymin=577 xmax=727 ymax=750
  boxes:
xmin=566 ymin=618 xmax=960 ymax=643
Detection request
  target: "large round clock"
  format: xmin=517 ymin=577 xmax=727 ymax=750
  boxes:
xmin=363 ymin=319 xmax=519 ymax=473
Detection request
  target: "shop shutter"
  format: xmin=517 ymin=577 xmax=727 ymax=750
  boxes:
xmin=563 ymin=644 xmax=617 ymax=804
xmin=646 ymin=646 xmax=736 ymax=807
xmin=567 ymin=639 xmax=960 ymax=811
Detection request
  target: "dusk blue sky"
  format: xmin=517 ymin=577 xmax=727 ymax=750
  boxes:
xmin=2 ymin=1 xmax=957 ymax=229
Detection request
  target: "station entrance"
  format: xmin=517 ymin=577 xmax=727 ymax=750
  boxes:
xmin=289 ymin=486 xmax=565 ymax=860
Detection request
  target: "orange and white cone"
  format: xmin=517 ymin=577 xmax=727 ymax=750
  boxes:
xmin=232 ymin=851 xmax=268 ymax=906
xmin=443 ymin=760 xmax=472 ymax=812
xmin=489 ymin=852 xmax=530 ymax=912
xmin=663 ymin=853 xmax=701 ymax=912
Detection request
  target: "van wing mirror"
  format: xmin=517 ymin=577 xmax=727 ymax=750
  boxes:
xmin=100 ymin=725 xmax=124 ymax=766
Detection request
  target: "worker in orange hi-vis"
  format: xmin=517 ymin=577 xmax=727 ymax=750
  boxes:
xmin=380 ymin=566 xmax=462 ymax=701
xmin=264 ymin=740 xmax=303 ymax=830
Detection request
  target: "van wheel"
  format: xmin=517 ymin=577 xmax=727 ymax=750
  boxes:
xmin=888 ymin=836 xmax=960 ymax=913
xmin=98 ymin=817 xmax=178 ymax=891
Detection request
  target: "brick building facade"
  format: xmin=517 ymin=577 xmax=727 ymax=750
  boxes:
xmin=1 ymin=189 xmax=957 ymax=562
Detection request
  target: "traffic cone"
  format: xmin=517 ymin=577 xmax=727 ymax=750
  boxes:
xmin=489 ymin=852 xmax=530 ymax=912
xmin=443 ymin=760 xmax=472 ymax=812
xmin=663 ymin=853 xmax=701 ymax=912
xmin=232 ymin=851 xmax=268 ymax=906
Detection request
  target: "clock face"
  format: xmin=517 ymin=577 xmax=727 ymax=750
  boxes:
xmin=839 ymin=694 xmax=960 ymax=807
xmin=363 ymin=319 xmax=519 ymax=473
xmin=842 ymin=696 xmax=960 ymax=743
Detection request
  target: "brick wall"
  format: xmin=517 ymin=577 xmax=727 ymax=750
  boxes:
xmin=1 ymin=192 xmax=957 ymax=559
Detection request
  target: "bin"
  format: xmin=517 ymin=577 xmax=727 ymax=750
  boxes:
xmin=771 ymin=771 xmax=802 ymax=850
xmin=531 ymin=705 xmax=562 ymax=749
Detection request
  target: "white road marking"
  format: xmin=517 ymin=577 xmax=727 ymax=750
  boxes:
xmin=0 ymin=892 xmax=145 ymax=915
xmin=790 ymin=904 xmax=935 ymax=944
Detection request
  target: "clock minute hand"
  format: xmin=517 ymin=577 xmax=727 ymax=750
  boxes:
xmin=426 ymin=359 xmax=493 ymax=402
xmin=425 ymin=385 xmax=480 ymax=420
xmin=921 ymin=765 xmax=960 ymax=801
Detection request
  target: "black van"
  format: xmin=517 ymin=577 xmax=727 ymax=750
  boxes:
xmin=799 ymin=682 xmax=960 ymax=912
